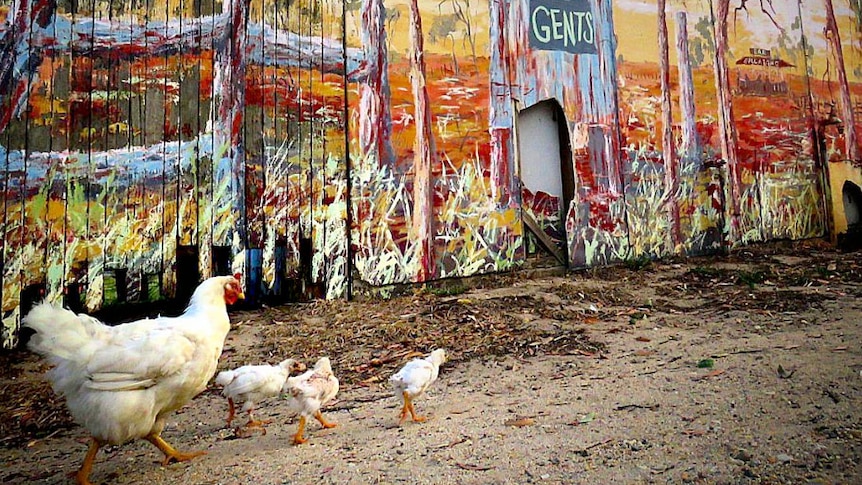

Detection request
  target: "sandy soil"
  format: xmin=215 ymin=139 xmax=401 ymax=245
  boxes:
xmin=2 ymin=240 xmax=861 ymax=484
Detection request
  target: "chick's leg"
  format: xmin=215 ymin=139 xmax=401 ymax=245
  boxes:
xmin=145 ymin=433 xmax=207 ymax=466
xmin=406 ymin=394 xmax=426 ymax=423
xmin=246 ymin=407 xmax=273 ymax=429
xmin=293 ymin=416 xmax=308 ymax=445
xmin=74 ymin=437 xmax=103 ymax=485
xmin=314 ymin=410 xmax=337 ymax=429
xmin=398 ymin=391 xmax=410 ymax=425
xmin=226 ymin=398 xmax=236 ymax=427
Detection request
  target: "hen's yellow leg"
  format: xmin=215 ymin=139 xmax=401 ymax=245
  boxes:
xmin=226 ymin=398 xmax=237 ymax=427
xmin=145 ymin=433 xmax=207 ymax=466
xmin=314 ymin=410 xmax=337 ymax=429
xmin=293 ymin=416 xmax=308 ymax=445
xmin=74 ymin=437 xmax=102 ymax=485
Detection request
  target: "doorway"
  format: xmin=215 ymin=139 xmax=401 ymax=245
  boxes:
xmin=516 ymin=99 xmax=574 ymax=265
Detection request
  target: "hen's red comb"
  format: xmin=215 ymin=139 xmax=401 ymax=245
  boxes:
xmin=233 ymin=272 xmax=242 ymax=280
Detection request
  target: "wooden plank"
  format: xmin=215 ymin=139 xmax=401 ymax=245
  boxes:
xmin=61 ymin=0 xmax=91 ymax=311
xmin=260 ymin=0 xmax=281 ymax=295
xmin=211 ymin=0 xmax=247 ymax=285
xmin=521 ymin=210 xmax=567 ymax=265
xmin=158 ymin=0 xmax=178 ymax=299
xmin=177 ymin=0 xmax=200 ymax=249
xmin=283 ymin=0 xmax=302 ymax=284
xmin=320 ymin=0 xmax=348 ymax=298
xmin=0 ymin=0 xmax=23 ymax=344
xmin=81 ymin=0 xmax=109 ymax=311
xmin=197 ymin=0 xmax=216 ymax=280
xmin=20 ymin=0 xmax=58 ymax=313
xmin=244 ymin=0 xmax=265 ymax=299
xmin=44 ymin=1 xmax=69 ymax=309
xmin=100 ymin=1 xmax=130 ymax=306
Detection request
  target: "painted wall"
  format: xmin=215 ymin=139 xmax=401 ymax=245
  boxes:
xmin=0 ymin=0 xmax=860 ymax=348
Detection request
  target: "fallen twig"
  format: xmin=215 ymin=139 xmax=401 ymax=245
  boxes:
xmin=575 ymin=437 xmax=614 ymax=456
xmin=614 ymin=403 xmax=660 ymax=411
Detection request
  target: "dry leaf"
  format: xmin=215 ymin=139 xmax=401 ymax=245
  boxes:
xmin=456 ymin=462 xmax=493 ymax=471
xmin=504 ymin=417 xmax=535 ymax=427
xmin=635 ymin=336 xmax=651 ymax=342
xmin=692 ymin=369 xmax=726 ymax=381
xmin=634 ymin=349 xmax=653 ymax=356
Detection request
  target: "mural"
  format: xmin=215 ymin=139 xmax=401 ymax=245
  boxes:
xmin=0 ymin=0 xmax=860 ymax=348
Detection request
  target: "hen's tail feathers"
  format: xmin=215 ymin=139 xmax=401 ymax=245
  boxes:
xmin=23 ymin=302 xmax=110 ymax=364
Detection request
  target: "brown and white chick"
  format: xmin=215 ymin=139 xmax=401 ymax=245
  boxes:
xmin=215 ymin=358 xmax=307 ymax=434
xmin=282 ymin=356 xmax=339 ymax=444
xmin=389 ymin=349 xmax=447 ymax=425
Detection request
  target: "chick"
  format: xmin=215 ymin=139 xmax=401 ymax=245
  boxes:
xmin=389 ymin=349 xmax=447 ymax=424
xmin=283 ymin=357 xmax=339 ymax=444
xmin=215 ymin=358 xmax=306 ymax=434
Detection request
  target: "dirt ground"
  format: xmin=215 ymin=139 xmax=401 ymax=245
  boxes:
xmin=1 ymin=240 xmax=861 ymax=484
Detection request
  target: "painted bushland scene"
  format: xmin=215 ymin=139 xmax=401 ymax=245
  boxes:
xmin=0 ymin=0 xmax=860 ymax=348
xmin=346 ymin=0 xmax=523 ymax=287
xmin=611 ymin=0 xmax=861 ymax=256
xmin=0 ymin=0 xmax=356 ymax=348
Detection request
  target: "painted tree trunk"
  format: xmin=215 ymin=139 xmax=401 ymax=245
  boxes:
xmin=489 ymin=0 xmax=512 ymax=205
xmin=823 ymin=0 xmax=860 ymax=161
xmin=711 ymin=0 xmax=741 ymax=242
xmin=408 ymin=0 xmax=437 ymax=282
xmin=675 ymin=11 xmax=698 ymax=166
xmin=359 ymin=0 xmax=395 ymax=168
xmin=212 ymin=0 xmax=247 ymax=281
xmin=658 ymin=0 xmax=680 ymax=249
xmin=595 ymin=0 xmax=624 ymax=195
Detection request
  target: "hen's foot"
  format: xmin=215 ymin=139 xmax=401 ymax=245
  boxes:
xmin=144 ymin=434 xmax=207 ymax=466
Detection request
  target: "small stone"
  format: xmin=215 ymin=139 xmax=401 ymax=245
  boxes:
xmin=732 ymin=448 xmax=753 ymax=462
xmin=776 ymin=453 xmax=793 ymax=463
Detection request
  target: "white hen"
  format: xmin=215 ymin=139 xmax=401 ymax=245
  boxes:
xmin=283 ymin=356 xmax=339 ymax=444
xmin=23 ymin=275 xmax=244 ymax=485
xmin=215 ymin=358 xmax=306 ymax=433
xmin=389 ymin=349 xmax=447 ymax=425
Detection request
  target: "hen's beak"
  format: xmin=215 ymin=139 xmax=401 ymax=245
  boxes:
xmin=237 ymin=291 xmax=245 ymax=300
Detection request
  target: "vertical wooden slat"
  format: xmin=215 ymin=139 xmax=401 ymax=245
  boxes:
xmin=244 ymin=0 xmax=264 ymax=299
xmin=323 ymin=0 xmax=348 ymax=298
xmin=197 ymin=0 xmax=215 ymax=280
xmin=261 ymin=0 xmax=280 ymax=294
xmin=159 ymin=0 xmax=177 ymax=299
xmin=62 ymin=0 xmax=91 ymax=310
xmin=44 ymin=0 xmax=68 ymax=309
xmin=178 ymin=0 xmax=200 ymax=249
xmin=211 ymin=0 xmax=247 ymax=284
xmin=0 ymin=0 xmax=22 ymax=344
xmin=283 ymin=0 xmax=301 ymax=284
xmin=83 ymin=0 xmax=108 ymax=311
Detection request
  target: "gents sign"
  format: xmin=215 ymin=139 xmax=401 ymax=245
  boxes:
xmin=529 ymin=0 xmax=597 ymax=55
